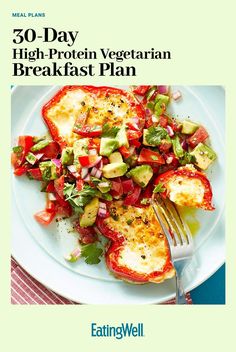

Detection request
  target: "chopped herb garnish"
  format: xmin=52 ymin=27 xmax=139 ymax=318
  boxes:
xmin=153 ymin=183 xmax=165 ymax=193
xmin=126 ymin=219 xmax=133 ymax=225
xmin=102 ymin=123 xmax=120 ymax=138
xmin=179 ymin=152 xmax=196 ymax=165
xmin=63 ymin=183 xmax=97 ymax=214
xmin=146 ymin=126 xmax=170 ymax=146
xmin=172 ymin=136 xmax=184 ymax=158
xmin=81 ymin=243 xmax=103 ymax=265
xmin=140 ymin=198 xmax=150 ymax=205
xmin=12 ymin=146 xmax=23 ymax=154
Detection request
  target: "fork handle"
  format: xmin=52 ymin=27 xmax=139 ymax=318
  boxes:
xmin=175 ymin=275 xmax=187 ymax=304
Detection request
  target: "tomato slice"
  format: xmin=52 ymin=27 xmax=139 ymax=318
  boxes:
xmin=14 ymin=164 xmax=31 ymax=176
xmin=159 ymin=115 xmax=168 ymax=128
xmin=118 ymin=146 xmax=131 ymax=159
xmin=27 ymin=168 xmax=43 ymax=180
xmin=111 ymin=178 xmax=123 ymax=198
xmin=188 ymin=126 xmax=209 ymax=148
xmin=34 ymin=210 xmax=55 ymax=225
xmin=54 ymin=175 xmax=65 ymax=199
xmin=133 ymin=86 xmax=151 ymax=96
xmin=127 ymin=130 xmax=142 ymax=140
xmin=75 ymin=223 xmax=97 ymax=244
xmin=76 ymin=178 xmax=84 ymax=191
xmin=40 ymin=141 xmax=60 ymax=159
xmin=122 ymin=179 xmax=134 ymax=194
xmin=138 ymin=148 xmax=165 ymax=164
xmin=12 ymin=136 xmax=34 ymax=169
xmin=123 ymin=185 xmax=141 ymax=206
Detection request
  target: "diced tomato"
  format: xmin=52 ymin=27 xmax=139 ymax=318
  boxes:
xmin=88 ymin=138 xmax=101 ymax=151
xmin=130 ymin=139 xmax=141 ymax=148
xmin=169 ymin=119 xmax=182 ymax=132
xmin=46 ymin=181 xmax=55 ymax=193
xmin=40 ymin=141 xmax=60 ymax=159
xmin=159 ymin=115 xmax=168 ymax=128
xmin=12 ymin=136 xmax=34 ymax=169
xmin=123 ymin=185 xmax=141 ymax=206
xmin=76 ymin=178 xmax=84 ymax=191
xmin=46 ymin=200 xmax=56 ymax=213
xmin=14 ymin=164 xmax=31 ymax=176
xmin=27 ymin=168 xmax=43 ymax=180
xmin=122 ymin=179 xmax=134 ymax=194
xmin=149 ymin=89 xmax=159 ymax=101
xmin=142 ymin=183 xmax=153 ymax=199
xmin=127 ymin=130 xmax=142 ymax=140
xmin=138 ymin=148 xmax=165 ymax=164
xmin=74 ymin=223 xmax=97 ymax=244
xmin=188 ymin=126 xmax=209 ymax=148
xmin=158 ymin=139 xmax=172 ymax=153
xmin=133 ymin=85 xmax=151 ymax=96
xmin=55 ymin=203 xmax=72 ymax=218
xmin=73 ymin=124 xmax=102 ymax=137
xmin=78 ymin=155 xmax=101 ymax=168
xmin=34 ymin=210 xmax=55 ymax=225
xmin=118 ymin=146 xmax=131 ymax=159
xmin=151 ymin=166 xmax=160 ymax=174
xmin=54 ymin=175 xmax=65 ymax=199
xmin=111 ymin=178 xmax=123 ymax=198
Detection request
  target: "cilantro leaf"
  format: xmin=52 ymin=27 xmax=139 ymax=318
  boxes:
xmin=102 ymin=123 xmax=120 ymax=138
xmin=179 ymin=152 xmax=196 ymax=165
xmin=63 ymin=183 xmax=97 ymax=214
xmin=153 ymin=183 xmax=165 ymax=193
xmin=146 ymin=126 xmax=170 ymax=146
xmin=81 ymin=243 xmax=103 ymax=264
xmin=172 ymin=135 xmax=184 ymax=158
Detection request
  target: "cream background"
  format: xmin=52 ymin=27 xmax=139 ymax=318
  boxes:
xmin=0 ymin=0 xmax=235 ymax=351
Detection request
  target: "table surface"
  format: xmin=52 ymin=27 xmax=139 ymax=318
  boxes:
xmin=190 ymin=264 xmax=225 ymax=304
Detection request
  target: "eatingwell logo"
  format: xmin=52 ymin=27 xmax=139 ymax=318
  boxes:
xmin=91 ymin=322 xmax=144 ymax=339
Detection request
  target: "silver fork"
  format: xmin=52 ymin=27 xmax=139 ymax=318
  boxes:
xmin=151 ymin=194 xmax=194 ymax=304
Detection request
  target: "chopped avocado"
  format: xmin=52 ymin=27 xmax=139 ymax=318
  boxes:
xmin=25 ymin=152 xmax=37 ymax=165
xmin=190 ymin=143 xmax=217 ymax=170
xmin=143 ymin=129 xmax=155 ymax=146
xmin=102 ymin=162 xmax=128 ymax=178
xmin=39 ymin=161 xmax=57 ymax=181
xmin=73 ymin=139 xmax=89 ymax=168
xmin=79 ymin=197 xmax=99 ymax=227
xmin=116 ymin=125 xmax=129 ymax=148
xmin=109 ymin=151 xmax=123 ymax=163
xmin=99 ymin=137 xmax=119 ymax=157
xmin=31 ymin=139 xmax=50 ymax=152
xmin=97 ymin=180 xmax=111 ymax=193
xmin=61 ymin=147 xmax=74 ymax=165
xmin=155 ymin=94 xmax=170 ymax=106
xmin=127 ymin=165 xmax=153 ymax=188
xmin=181 ymin=120 xmax=199 ymax=134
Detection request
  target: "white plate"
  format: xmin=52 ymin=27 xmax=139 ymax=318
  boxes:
xmin=11 ymin=85 xmax=225 ymax=304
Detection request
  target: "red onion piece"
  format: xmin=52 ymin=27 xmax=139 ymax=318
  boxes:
xmin=67 ymin=165 xmax=80 ymax=178
xmin=52 ymin=158 xmax=62 ymax=168
xmin=95 ymin=169 xmax=102 ymax=179
xmin=152 ymin=115 xmax=159 ymax=123
xmin=166 ymin=125 xmax=174 ymax=137
xmin=158 ymin=85 xmax=169 ymax=94
xmin=89 ymin=156 xmax=102 ymax=168
xmin=35 ymin=153 xmax=44 ymax=161
xmin=181 ymin=139 xmax=189 ymax=151
xmin=98 ymin=202 xmax=107 ymax=217
xmin=48 ymin=193 xmax=56 ymax=201
xmin=97 ymin=159 xmax=103 ymax=170
xmin=83 ymin=174 xmax=91 ymax=182
xmin=166 ymin=156 xmax=174 ymax=164
xmin=71 ymin=247 xmax=81 ymax=259
xmin=81 ymin=167 xmax=89 ymax=179
xmin=172 ymin=90 xmax=182 ymax=100
xmin=91 ymin=167 xmax=98 ymax=177
xmin=145 ymin=109 xmax=152 ymax=116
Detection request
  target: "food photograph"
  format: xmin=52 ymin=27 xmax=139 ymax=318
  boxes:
xmin=11 ymin=85 xmax=225 ymax=304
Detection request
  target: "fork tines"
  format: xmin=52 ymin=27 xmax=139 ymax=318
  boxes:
xmin=151 ymin=194 xmax=193 ymax=247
